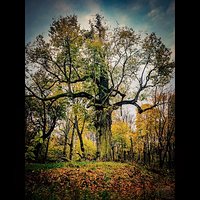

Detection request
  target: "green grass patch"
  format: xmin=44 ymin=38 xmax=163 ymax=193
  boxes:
xmin=25 ymin=161 xmax=132 ymax=172
xmin=25 ymin=161 xmax=93 ymax=171
xmin=25 ymin=162 xmax=67 ymax=171
xmin=83 ymin=161 xmax=131 ymax=170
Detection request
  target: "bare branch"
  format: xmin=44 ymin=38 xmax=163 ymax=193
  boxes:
xmin=110 ymin=89 xmax=126 ymax=98
xmin=140 ymin=54 xmax=150 ymax=86
xmin=26 ymin=84 xmax=95 ymax=102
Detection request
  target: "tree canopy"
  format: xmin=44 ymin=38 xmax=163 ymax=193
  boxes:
xmin=25 ymin=14 xmax=175 ymax=161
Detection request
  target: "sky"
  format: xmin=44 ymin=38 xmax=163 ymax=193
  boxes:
xmin=25 ymin=0 xmax=175 ymax=59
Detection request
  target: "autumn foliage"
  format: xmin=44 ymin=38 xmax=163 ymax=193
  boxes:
xmin=25 ymin=162 xmax=175 ymax=200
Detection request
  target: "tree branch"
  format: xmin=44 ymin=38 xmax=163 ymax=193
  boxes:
xmin=26 ymin=84 xmax=95 ymax=102
xmin=140 ymin=54 xmax=150 ymax=86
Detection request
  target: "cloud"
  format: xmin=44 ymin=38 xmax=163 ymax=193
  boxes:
xmin=167 ymin=0 xmax=175 ymax=15
xmin=84 ymin=0 xmax=102 ymax=13
xmin=116 ymin=14 xmax=130 ymax=27
xmin=170 ymin=28 xmax=175 ymax=60
xmin=52 ymin=0 xmax=104 ymax=29
xmin=78 ymin=14 xmax=92 ymax=29
xmin=147 ymin=0 xmax=175 ymax=24
xmin=77 ymin=0 xmax=104 ymax=29
xmin=147 ymin=7 xmax=163 ymax=22
xmin=148 ymin=8 xmax=158 ymax=17
xmin=148 ymin=0 xmax=163 ymax=9
xmin=54 ymin=0 xmax=74 ymax=14
xmin=170 ymin=44 xmax=175 ymax=61
xmin=53 ymin=0 xmax=102 ymax=15
xmin=131 ymin=2 xmax=142 ymax=12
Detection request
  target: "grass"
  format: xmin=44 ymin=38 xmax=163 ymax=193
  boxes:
xmin=25 ymin=162 xmax=67 ymax=171
xmin=25 ymin=161 xmax=91 ymax=171
xmin=25 ymin=161 xmax=131 ymax=172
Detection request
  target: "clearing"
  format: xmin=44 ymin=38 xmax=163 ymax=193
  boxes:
xmin=25 ymin=161 xmax=175 ymax=200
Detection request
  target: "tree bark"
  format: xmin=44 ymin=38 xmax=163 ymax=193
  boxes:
xmin=63 ymin=133 xmax=68 ymax=157
xmin=69 ymin=123 xmax=76 ymax=160
xmin=35 ymin=142 xmax=42 ymax=162
xmin=143 ymin=142 xmax=147 ymax=165
xmin=130 ymin=137 xmax=134 ymax=162
xmin=63 ymin=118 xmax=70 ymax=157
xmin=159 ymin=149 xmax=164 ymax=168
xmin=74 ymin=114 xmax=86 ymax=159
xmin=137 ymin=151 xmax=141 ymax=162
xmin=111 ymin=146 xmax=115 ymax=161
xmin=43 ymin=136 xmax=51 ymax=163
xmin=95 ymin=109 xmax=112 ymax=161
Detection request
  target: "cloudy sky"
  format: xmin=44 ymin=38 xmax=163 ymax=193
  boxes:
xmin=25 ymin=0 xmax=175 ymax=59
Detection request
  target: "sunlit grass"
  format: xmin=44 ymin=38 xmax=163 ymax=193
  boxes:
xmin=25 ymin=161 xmax=132 ymax=172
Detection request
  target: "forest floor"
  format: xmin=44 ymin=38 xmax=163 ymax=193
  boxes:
xmin=25 ymin=161 xmax=175 ymax=200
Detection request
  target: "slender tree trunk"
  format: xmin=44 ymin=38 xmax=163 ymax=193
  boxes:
xmin=123 ymin=150 xmax=127 ymax=161
xmin=63 ymin=118 xmax=70 ymax=157
xmin=35 ymin=102 xmax=47 ymax=163
xmin=112 ymin=146 xmax=115 ymax=161
xmin=168 ymin=149 xmax=172 ymax=169
xmin=172 ymin=142 xmax=175 ymax=167
xmin=63 ymin=133 xmax=68 ymax=157
xmin=74 ymin=115 xmax=85 ymax=159
xmin=137 ymin=151 xmax=141 ymax=162
xmin=35 ymin=142 xmax=42 ymax=162
xmin=152 ymin=148 xmax=155 ymax=168
xmin=148 ymin=141 xmax=151 ymax=166
xmin=43 ymin=136 xmax=51 ymax=163
xmin=159 ymin=149 xmax=164 ymax=168
xmin=143 ymin=142 xmax=147 ymax=165
xmin=130 ymin=137 xmax=134 ymax=162
xmin=162 ymin=150 xmax=167 ymax=168
xmin=78 ymin=133 xmax=85 ymax=159
xmin=148 ymin=150 xmax=151 ymax=166
xmin=69 ymin=123 xmax=76 ymax=161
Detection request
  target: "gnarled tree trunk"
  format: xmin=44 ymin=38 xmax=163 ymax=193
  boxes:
xmin=95 ymin=109 xmax=112 ymax=161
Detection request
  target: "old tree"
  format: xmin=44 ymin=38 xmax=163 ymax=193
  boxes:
xmin=25 ymin=14 xmax=174 ymax=161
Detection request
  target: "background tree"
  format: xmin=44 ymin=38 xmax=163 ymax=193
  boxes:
xmin=134 ymin=90 xmax=175 ymax=169
xmin=111 ymin=120 xmax=132 ymax=162
xmin=25 ymin=69 xmax=66 ymax=162
xmin=58 ymin=110 xmax=71 ymax=158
